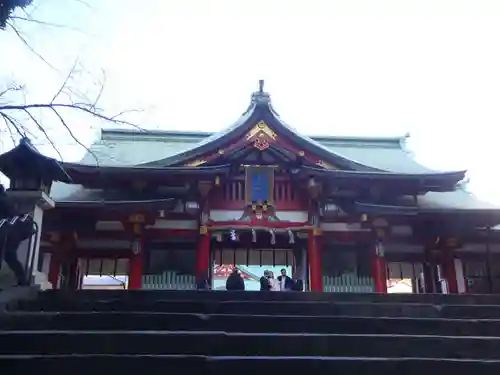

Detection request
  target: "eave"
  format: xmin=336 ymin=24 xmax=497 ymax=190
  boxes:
xmin=60 ymin=163 xmax=231 ymax=185
xmin=302 ymin=166 xmax=466 ymax=192
xmin=354 ymin=202 xmax=500 ymax=226
xmin=55 ymin=197 xmax=178 ymax=211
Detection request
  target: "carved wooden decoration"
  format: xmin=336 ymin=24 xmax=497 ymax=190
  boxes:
xmin=254 ymin=138 xmax=270 ymax=151
xmin=316 ymin=159 xmax=338 ymax=169
xmin=246 ymin=121 xmax=277 ymax=140
xmin=246 ymin=121 xmax=278 ymax=151
xmin=186 ymin=159 xmax=207 ymax=167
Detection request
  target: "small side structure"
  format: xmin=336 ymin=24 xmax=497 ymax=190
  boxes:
xmin=0 ymin=137 xmax=69 ymax=289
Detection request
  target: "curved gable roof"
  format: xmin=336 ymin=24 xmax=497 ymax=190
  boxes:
xmin=83 ymin=128 xmax=432 ymax=174
xmin=139 ymin=85 xmax=383 ymax=171
xmin=78 ymin=83 xmax=440 ymax=174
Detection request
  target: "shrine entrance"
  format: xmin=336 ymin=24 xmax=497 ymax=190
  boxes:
xmin=386 ymin=262 xmax=424 ymax=294
xmin=211 ymin=247 xmax=298 ymax=291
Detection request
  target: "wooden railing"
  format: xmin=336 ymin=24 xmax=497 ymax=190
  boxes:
xmin=323 ymin=274 xmax=375 ymax=293
xmin=211 ymin=179 xmax=305 ymax=210
xmin=142 ymin=271 xmax=196 ymax=290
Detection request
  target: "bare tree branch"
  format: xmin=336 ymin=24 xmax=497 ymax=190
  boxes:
xmin=90 ymin=69 xmax=105 ymax=111
xmin=51 ymin=58 xmax=80 ymax=104
xmin=22 ymin=108 xmax=64 ymax=161
xmin=0 ymin=112 xmax=24 ymax=138
xmin=0 ymin=114 xmax=17 ymax=144
xmin=72 ymin=0 xmax=91 ymax=9
xmin=10 ymin=15 xmax=86 ymax=33
xmin=6 ymin=20 xmax=57 ymax=70
xmin=0 ymin=84 xmax=23 ymax=100
xmin=1 ymin=103 xmax=145 ymax=130
xmin=1 ymin=77 xmax=145 ymax=164
xmin=0 ymin=0 xmax=145 ymax=167
xmin=1 ymin=61 xmax=144 ymax=165
xmin=48 ymin=106 xmax=95 ymax=161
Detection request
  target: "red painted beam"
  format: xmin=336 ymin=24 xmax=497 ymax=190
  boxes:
xmin=43 ymin=249 xmax=134 ymax=258
xmin=42 ymin=229 xmax=197 ymax=243
xmin=208 ymin=220 xmax=311 ymax=230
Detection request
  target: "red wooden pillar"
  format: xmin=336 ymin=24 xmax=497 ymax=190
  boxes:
xmin=47 ymin=254 xmax=60 ymax=289
xmin=372 ymin=240 xmax=387 ymax=293
xmin=308 ymin=228 xmax=323 ymax=292
xmin=67 ymin=258 xmax=79 ymax=290
xmin=126 ymin=219 xmax=146 ymax=290
xmin=196 ymin=226 xmax=211 ymax=278
xmin=423 ymin=247 xmax=436 ymax=293
xmin=128 ymin=237 xmax=144 ymax=290
xmin=443 ymin=249 xmax=458 ymax=294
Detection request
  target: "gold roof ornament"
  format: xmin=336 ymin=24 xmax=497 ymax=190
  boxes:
xmin=316 ymin=159 xmax=338 ymax=169
xmin=246 ymin=121 xmax=278 ymax=141
xmin=186 ymin=159 xmax=207 ymax=167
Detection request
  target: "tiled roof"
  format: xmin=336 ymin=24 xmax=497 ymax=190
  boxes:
xmin=50 ymin=131 xmax=422 ymax=201
xmin=48 ymin=83 xmax=499 ymax=211
xmin=64 ymin=129 xmax=427 ymax=172
xmin=50 ymin=128 xmax=496 ymax=211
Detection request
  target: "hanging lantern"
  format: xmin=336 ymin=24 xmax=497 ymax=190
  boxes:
xmin=131 ymin=239 xmax=141 ymax=255
xmin=375 ymin=240 xmax=385 ymax=257
xmin=269 ymin=229 xmax=276 ymax=245
xmin=288 ymin=230 xmax=295 ymax=244
xmin=321 ymin=203 xmax=341 ymax=218
xmin=185 ymin=201 xmax=200 ymax=216
xmin=252 ymin=229 xmax=257 ymax=243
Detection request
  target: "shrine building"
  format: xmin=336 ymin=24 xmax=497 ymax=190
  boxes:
xmin=1 ymin=81 xmax=500 ymax=294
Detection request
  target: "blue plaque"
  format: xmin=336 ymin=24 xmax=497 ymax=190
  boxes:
xmin=245 ymin=166 xmax=274 ymax=204
xmin=251 ymin=172 xmax=268 ymax=202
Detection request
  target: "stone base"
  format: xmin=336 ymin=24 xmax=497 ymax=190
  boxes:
xmin=0 ymin=262 xmax=14 ymax=289
xmin=0 ymin=262 xmax=51 ymax=290
xmin=0 ymin=285 xmax=39 ymax=311
xmin=32 ymin=271 xmax=53 ymax=290
xmin=6 ymin=190 xmax=55 ymax=211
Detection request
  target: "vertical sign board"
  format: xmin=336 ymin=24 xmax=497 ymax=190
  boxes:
xmin=245 ymin=166 xmax=275 ymax=205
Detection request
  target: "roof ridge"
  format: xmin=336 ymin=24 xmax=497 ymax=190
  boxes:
xmin=101 ymin=128 xmax=409 ymax=144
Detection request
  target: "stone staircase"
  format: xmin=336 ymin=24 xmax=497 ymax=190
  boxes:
xmin=2 ymin=290 xmax=500 ymax=373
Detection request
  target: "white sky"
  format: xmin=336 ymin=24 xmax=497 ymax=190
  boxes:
xmin=1 ymin=0 xmax=500 ymax=203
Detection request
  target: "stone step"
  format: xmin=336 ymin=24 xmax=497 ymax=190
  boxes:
xmin=2 ymin=354 xmax=500 ymax=374
xmin=2 ymin=331 xmax=500 ymax=359
xmin=2 ymin=312 xmax=500 ymax=336
xmin=36 ymin=289 xmax=500 ymax=306
xmin=17 ymin=299 xmax=500 ymax=319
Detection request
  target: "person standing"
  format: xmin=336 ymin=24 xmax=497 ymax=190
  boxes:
xmin=260 ymin=270 xmax=271 ymax=291
xmin=267 ymin=271 xmax=280 ymax=291
xmin=277 ymin=268 xmax=294 ymax=291
xmin=226 ymin=268 xmax=245 ymax=291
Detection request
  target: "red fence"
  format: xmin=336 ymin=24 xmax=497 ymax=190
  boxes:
xmin=211 ymin=179 xmax=305 ymax=210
